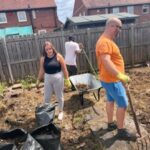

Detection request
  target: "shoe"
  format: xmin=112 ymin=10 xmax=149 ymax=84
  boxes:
xmin=117 ymin=128 xmax=137 ymax=141
xmin=58 ymin=112 xmax=63 ymax=121
xmin=107 ymin=122 xmax=117 ymax=131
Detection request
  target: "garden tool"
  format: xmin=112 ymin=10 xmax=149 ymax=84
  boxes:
xmin=80 ymin=47 xmax=101 ymax=102
xmin=81 ymin=47 xmax=97 ymax=77
xmin=126 ymin=84 xmax=142 ymax=137
xmin=126 ymin=85 xmax=150 ymax=149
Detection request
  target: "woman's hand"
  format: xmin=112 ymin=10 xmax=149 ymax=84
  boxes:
xmin=64 ymin=78 xmax=71 ymax=89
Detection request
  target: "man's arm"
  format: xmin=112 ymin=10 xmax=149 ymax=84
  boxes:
xmin=75 ymin=42 xmax=83 ymax=54
xmin=100 ymin=54 xmax=130 ymax=83
xmin=100 ymin=54 xmax=119 ymax=76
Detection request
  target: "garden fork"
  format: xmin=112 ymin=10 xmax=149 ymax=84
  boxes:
xmin=126 ymin=84 xmax=150 ymax=150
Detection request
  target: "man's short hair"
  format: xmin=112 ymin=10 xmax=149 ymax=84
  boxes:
xmin=68 ymin=36 xmax=75 ymax=41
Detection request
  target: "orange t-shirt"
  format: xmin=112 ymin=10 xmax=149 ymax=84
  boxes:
xmin=96 ymin=34 xmax=124 ymax=82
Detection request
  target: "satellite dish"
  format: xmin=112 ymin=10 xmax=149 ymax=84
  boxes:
xmin=55 ymin=0 xmax=75 ymax=24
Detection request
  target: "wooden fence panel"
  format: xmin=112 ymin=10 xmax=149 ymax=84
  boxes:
xmin=132 ymin=22 xmax=150 ymax=64
xmin=75 ymin=30 xmax=90 ymax=72
xmin=5 ymin=36 xmax=39 ymax=81
xmin=0 ymin=22 xmax=150 ymax=82
xmin=117 ymin=26 xmax=131 ymax=65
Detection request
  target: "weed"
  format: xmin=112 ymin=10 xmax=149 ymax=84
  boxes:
xmin=0 ymin=82 xmax=6 ymax=95
xmin=21 ymin=75 xmax=36 ymax=90
xmin=21 ymin=80 xmax=31 ymax=90
xmin=25 ymin=75 xmax=36 ymax=83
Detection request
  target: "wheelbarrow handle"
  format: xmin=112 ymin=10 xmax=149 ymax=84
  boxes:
xmin=125 ymin=84 xmax=142 ymax=137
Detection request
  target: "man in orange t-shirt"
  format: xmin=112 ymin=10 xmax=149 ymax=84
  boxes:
xmin=96 ymin=17 xmax=137 ymax=141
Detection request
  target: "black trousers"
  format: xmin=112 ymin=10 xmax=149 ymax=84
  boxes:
xmin=66 ymin=65 xmax=77 ymax=76
xmin=66 ymin=65 xmax=77 ymax=90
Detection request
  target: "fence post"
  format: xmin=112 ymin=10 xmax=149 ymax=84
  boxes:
xmin=0 ymin=61 xmax=6 ymax=81
xmin=86 ymin=28 xmax=93 ymax=71
xmin=61 ymin=26 xmax=65 ymax=56
xmin=130 ymin=24 xmax=135 ymax=67
xmin=34 ymin=34 xmax=41 ymax=59
xmin=2 ymin=38 xmax=14 ymax=83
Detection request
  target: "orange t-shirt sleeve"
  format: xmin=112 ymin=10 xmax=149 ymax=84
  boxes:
xmin=96 ymin=41 xmax=112 ymax=56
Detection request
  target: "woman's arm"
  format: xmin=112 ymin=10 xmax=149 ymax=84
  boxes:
xmin=57 ymin=53 xmax=69 ymax=79
xmin=36 ymin=56 xmax=45 ymax=85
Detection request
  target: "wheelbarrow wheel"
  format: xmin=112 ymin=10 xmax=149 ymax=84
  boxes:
xmin=79 ymin=92 xmax=84 ymax=106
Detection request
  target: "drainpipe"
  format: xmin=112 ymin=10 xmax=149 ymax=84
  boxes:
xmin=28 ymin=4 xmax=34 ymax=33
xmin=108 ymin=2 xmax=111 ymax=14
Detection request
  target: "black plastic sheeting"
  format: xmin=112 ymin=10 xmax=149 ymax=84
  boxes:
xmin=31 ymin=123 xmax=62 ymax=150
xmin=0 ymin=143 xmax=17 ymax=150
xmin=0 ymin=123 xmax=62 ymax=150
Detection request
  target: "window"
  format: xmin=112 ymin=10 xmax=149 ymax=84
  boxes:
xmin=32 ymin=10 xmax=36 ymax=19
xmin=142 ymin=5 xmax=149 ymax=14
xmin=38 ymin=29 xmax=47 ymax=34
xmin=112 ymin=7 xmax=119 ymax=13
xmin=17 ymin=11 xmax=27 ymax=22
xmin=127 ymin=6 xmax=134 ymax=14
xmin=0 ymin=13 xmax=7 ymax=24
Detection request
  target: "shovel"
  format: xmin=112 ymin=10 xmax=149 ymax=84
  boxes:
xmin=78 ymin=42 xmax=97 ymax=76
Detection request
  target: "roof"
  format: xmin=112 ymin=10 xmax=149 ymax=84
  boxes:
xmin=0 ymin=0 xmax=56 ymax=11
xmin=66 ymin=13 xmax=139 ymax=25
xmin=82 ymin=0 xmax=150 ymax=9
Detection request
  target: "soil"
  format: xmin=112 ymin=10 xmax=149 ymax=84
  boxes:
xmin=0 ymin=67 xmax=150 ymax=150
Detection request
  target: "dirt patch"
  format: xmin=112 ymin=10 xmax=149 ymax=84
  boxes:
xmin=0 ymin=67 xmax=150 ymax=149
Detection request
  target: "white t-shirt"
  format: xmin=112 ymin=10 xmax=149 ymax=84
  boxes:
xmin=65 ymin=41 xmax=81 ymax=66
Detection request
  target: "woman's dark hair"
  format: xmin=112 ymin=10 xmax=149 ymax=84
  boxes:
xmin=42 ymin=41 xmax=58 ymax=56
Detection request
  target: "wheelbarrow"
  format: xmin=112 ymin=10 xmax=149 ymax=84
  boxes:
xmin=69 ymin=73 xmax=102 ymax=105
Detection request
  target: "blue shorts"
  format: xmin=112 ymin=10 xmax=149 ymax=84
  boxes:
xmin=101 ymin=81 xmax=128 ymax=108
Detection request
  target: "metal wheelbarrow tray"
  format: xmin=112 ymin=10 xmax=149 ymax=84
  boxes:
xmin=69 ymin=73 xmax=102 ymax=105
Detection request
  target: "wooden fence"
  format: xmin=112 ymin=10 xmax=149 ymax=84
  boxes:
xmin=0 ymin=22 xmax=150 ymax=83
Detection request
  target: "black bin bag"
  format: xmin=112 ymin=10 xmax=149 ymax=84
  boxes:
xmin=35 ymin=103 xmax=57 ymax=127
xmin=0 ymin=144 xmax=17 ymax=150
xmin=21 ymin=134 xmax=44 ymax=150
xmin=31 ymin=123 xmax=62 ymax=150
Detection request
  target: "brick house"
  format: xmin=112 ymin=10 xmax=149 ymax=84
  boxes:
xmin=73 ymin=0 xmax=150 ymax=23
xmin=0 ymin=0 xmax=60 ymax=37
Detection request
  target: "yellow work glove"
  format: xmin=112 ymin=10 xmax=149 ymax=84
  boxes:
xmin=117 ymin=72 xmax=131 ymax=83
xmin=64 ymin=79 xmax=71 ymax=89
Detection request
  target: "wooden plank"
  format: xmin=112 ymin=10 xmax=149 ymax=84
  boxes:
xmin=2 ymin=38 xmax=14 ymax=83
xmin=129 ymin=24 xmax=135 ymax=67
xmin=10 ymin=58 xmax=37 ymax=65
xmin=0 ymin=61 xmax=6 ymax=81
xmin=34 ymin=35 xmax=41 ymax=58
